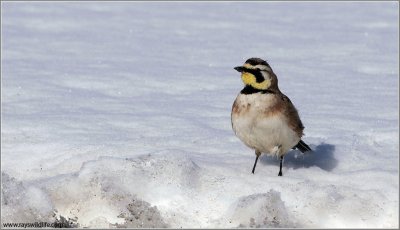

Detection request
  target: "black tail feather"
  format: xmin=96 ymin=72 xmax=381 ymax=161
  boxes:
xmin=294 ymin=140 xmax=312 ymax=153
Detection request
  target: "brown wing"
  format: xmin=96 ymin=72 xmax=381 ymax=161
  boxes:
xmin=280 ymin=94 xmax=305 ymax=138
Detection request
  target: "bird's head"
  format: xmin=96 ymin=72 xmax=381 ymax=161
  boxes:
xmin=234 ymin=57 xmax=277 ymax=90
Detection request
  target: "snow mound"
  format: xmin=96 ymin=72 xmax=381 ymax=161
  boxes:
xmin=227 ymin=190 xmax=294 ymax=228
xmin=296 ymin=184 xmax=395 ymax=228
xmin=115 ymin=198 xmax=168 ymax=228
xmin=2 ymin=151 xmax=200 ymax=228
xmin=1 ymin=172 xmax=54 ymax=223
xmin=1 ymin=172 xmax=77 ymax=228
xmin=124 ymin=150 xmax=201 ymax=190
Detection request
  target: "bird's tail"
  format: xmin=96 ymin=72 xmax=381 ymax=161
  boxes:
xmin=294 ymin=140 xmax=312 ymax=153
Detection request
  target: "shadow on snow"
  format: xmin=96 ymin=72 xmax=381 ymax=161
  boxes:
xmin=260 ymin=143 xmax=338 ymax=172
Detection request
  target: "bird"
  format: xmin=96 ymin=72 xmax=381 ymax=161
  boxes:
xmin=231 ymin=57 xmax=311 ymax=176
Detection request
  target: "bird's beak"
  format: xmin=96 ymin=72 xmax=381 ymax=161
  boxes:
xmin=234 ymin=66 xmax=244 ymax=72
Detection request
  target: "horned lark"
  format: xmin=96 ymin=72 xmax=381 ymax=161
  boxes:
xmin=231 ymin=57 xmax=311 ymax=176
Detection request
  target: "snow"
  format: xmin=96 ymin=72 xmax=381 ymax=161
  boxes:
xmin=1 ymin=1 xmax=399 ymax=228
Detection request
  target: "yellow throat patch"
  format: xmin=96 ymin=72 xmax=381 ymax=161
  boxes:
xmin=241 ymin=72 xmax=271 ymax=90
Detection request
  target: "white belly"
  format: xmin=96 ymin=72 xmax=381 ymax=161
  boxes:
xmin=231 ymin=94 xmax=300 ymax=157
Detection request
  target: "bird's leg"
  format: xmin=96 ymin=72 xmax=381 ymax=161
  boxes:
xmin=278 ymin=155 xmax=284 ymax=176
xmin=252 ymin=150 xmax=261 ymax=174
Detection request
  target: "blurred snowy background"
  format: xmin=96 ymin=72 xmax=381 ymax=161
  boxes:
xmin=1 ymin=1 xmax=398 ymax=228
